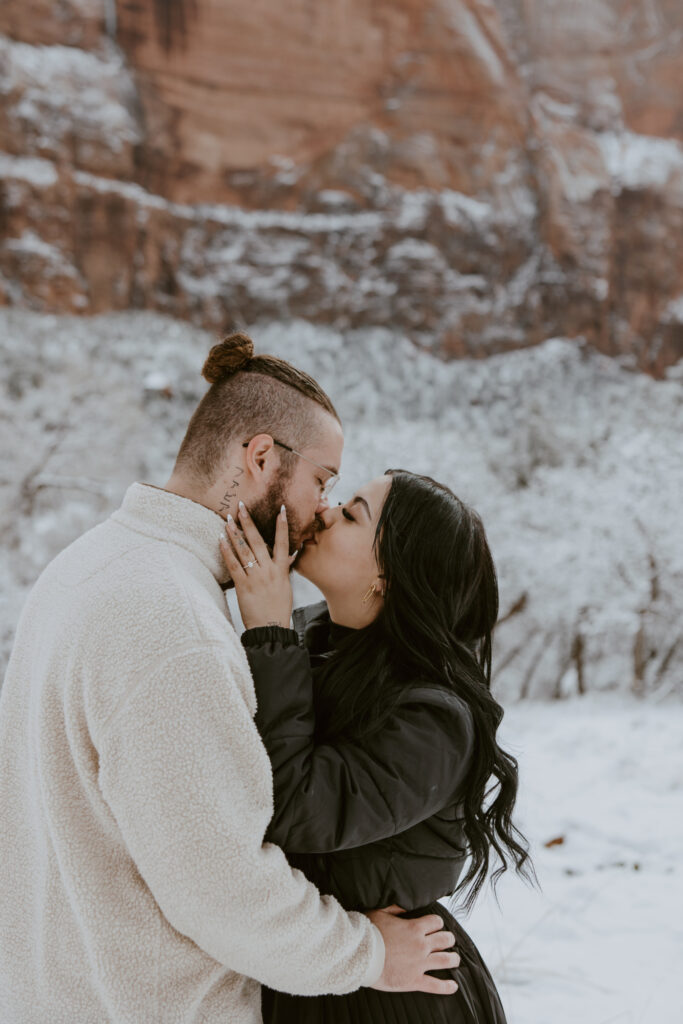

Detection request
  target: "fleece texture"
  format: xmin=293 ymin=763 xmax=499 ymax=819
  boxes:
xmin=0 ymin=483 xmax=384 ymax=1023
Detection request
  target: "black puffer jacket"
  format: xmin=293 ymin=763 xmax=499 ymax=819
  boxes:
xmin=241 ymin=601 xmax=475 ymax=913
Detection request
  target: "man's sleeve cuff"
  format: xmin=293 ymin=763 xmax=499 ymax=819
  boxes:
xmin=360 ymin=921 xmax=386 ymax=988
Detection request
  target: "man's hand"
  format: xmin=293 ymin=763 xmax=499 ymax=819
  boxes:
xmin=366 ymin=904 xmax=460 ymax=995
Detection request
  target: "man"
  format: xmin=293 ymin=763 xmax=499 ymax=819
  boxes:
xmin=0 ymin=333 xmax=459 ymax=1022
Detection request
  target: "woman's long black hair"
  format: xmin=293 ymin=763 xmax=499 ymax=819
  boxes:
xmin=314 ymin=470 xmax=535 ymax=911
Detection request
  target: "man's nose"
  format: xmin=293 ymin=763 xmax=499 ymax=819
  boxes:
xmin=315 ymin=494 xmax=331 ymax=516
xmin=317 ymin=505 xmax=336 ymax=529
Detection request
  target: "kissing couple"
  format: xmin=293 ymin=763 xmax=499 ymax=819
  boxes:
xmin=0 ymin=332 xmax=532 ymax=1023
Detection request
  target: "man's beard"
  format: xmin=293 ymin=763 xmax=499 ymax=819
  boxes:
xmin=249 ymin=475 xmax=308 ymax=556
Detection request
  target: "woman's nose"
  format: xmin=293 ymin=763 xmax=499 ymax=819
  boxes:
xmin=318 ymin=506 xmax=337 ymax=529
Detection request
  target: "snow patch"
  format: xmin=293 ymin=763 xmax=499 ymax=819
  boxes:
xmin=386 ymin=238 xmax=443 ymax=263
xmin=597 ymin=131 xmax=683 ymax=192
xmin=315 ymin=190 xmax=355 ymax=208
xmin=460 ymin=695 xmax=683 ymax=1023
xmin=663 ymin=293 xmax=683 ymax=323
xmin=439 ymin=189 xmax=492 ymax=227
xmin=3 ymin=231 xmax=80 ymax=280
xmin=0 ymin=152 xmax=58 ymax=187
xmin=72 ymin=169 xmax=386 ymax=233
xmin=0 ymin=37 xmax=142 ymax=151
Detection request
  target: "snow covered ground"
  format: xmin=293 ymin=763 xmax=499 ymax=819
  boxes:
xmin=452 ymin=693 xmax=683 ymax=1024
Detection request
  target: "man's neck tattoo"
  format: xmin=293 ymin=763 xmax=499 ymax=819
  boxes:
xmin=218 ymin=466 xmax=244 ymax=517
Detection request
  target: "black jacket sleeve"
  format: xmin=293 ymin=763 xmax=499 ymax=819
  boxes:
xmin=242 ymin=625 xmax=475 ymax=855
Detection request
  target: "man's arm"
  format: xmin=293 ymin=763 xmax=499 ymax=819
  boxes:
xmin=95 ymin=642 xmax=384 ymax=996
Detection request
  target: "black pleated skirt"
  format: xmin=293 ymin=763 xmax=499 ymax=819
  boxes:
xmin=261 ymin=901 xmax=507 ymax=1023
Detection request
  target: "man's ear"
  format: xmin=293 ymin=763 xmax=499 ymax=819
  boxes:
xmin=242 ymin=434 xmax=277 ymax=479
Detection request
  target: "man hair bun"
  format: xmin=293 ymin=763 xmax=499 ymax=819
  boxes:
xmin=202 ymin=332 xmax=255 ymax=384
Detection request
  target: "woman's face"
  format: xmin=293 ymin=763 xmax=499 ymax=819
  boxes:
xmin=295 ymin=475 xmax=392 ymax=626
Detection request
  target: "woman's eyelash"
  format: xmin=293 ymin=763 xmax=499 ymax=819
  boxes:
xmin=342 ymin=508 xmax=354 ymax=521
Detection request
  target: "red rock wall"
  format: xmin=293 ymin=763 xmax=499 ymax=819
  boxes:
xmin=114 ymin=0 xmax=529 ymax=203
xmin=1 ymin=0 xmax=682 ymax=374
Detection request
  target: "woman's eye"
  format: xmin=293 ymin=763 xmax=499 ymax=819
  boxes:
xmin=342 ymin=508 xmax=354 ymax=522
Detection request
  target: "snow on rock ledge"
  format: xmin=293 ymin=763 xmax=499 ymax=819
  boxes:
xmin=0 ymin=37 xmax=142 ymax=176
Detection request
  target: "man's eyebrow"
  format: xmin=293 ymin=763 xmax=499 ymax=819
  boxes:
xmin=323 ymin=464 xmax=339 ymax=477
xmin=350 ymin=496 xmax=371 ymax=518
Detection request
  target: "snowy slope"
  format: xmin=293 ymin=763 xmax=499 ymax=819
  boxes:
xmin=456 ymin=694 xmax=683 ymax=1024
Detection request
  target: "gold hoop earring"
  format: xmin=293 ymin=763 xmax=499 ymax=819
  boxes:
xmin=361 ymin=584 xmax=377 ymax=605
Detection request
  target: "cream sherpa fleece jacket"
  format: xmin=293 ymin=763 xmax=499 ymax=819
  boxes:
xmin=0 ymin=483 xmax=384 ymax=1023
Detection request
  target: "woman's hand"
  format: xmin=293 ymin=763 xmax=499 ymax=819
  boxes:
xmin=219 ymin=501 xmax=295 ymax=630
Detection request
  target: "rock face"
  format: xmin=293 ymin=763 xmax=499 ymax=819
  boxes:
xmin=1 ymin=0 xmax=682 ymax=374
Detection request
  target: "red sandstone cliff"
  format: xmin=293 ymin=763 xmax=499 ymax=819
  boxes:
xmin=1 ymin=0 xmax=682 ymax=373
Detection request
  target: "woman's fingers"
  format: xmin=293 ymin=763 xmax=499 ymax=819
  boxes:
xmin=232 ymin=501 xmax=291 ymax=574
xmin=224 ymin=515 xmax=256 ymax=567
xmin=236 ymin=502 xmax=270 ymax=561
xmin=219 ymin=534 xmax=244 ymax=577
xmin=273 ymin=505 xmax=289 ymax=565
xmin=222 ymin=507 xmax=293 ymax=629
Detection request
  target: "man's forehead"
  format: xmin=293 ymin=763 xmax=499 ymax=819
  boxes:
xmin=304 ymin=417 xmax=343 ymax=474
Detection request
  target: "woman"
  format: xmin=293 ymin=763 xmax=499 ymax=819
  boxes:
xmin=220 ymin=470 xmax=533 ymax=1022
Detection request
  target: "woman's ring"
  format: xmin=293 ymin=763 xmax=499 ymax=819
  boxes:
xmin=245 ymin=560 xmax=255 ymax=569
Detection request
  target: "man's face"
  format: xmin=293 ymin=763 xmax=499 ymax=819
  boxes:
xmin=251 ymin=415 xmax=344 ymax=555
